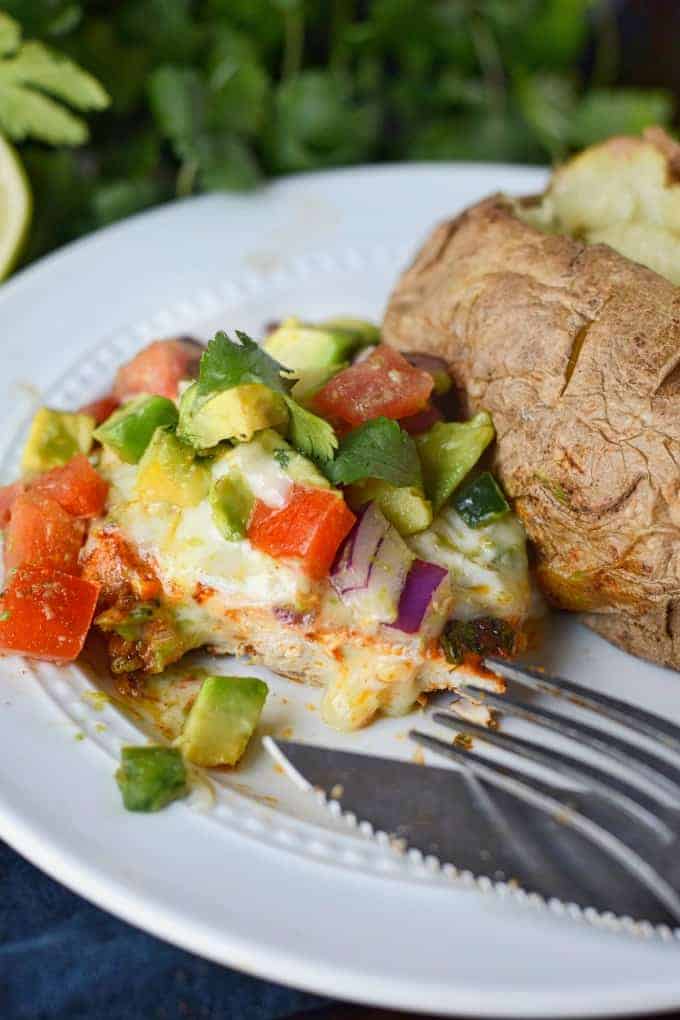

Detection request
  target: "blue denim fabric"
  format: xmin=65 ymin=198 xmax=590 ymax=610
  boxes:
xmin=0 ymin=841 xmax=326 ymax=1020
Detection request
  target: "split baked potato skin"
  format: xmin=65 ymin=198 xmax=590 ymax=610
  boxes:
xmin=383 ymin=163 xmax=680 ymax=669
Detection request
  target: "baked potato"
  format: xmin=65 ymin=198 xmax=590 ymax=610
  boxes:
xmin=383 ymin=128 xmax=680 ymax=670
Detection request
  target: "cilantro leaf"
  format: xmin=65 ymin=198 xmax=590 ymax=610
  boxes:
xmin=148 ymin=64 xmax=262 ymax=194
xmin=326 ymin=417 xmax=422 ymax=488
xmin=284 ymin=396 xmax=338 ymax=463
xmin=266 ymin=70 xmax=378 ymax=173
xmin=569 ymin=89 xmax=674 ymax=147
xmin=6 ymin=42 xmax=109 ymax=111
xmin=196 ymin=330 xmax=295 ymax=403
xmin=0 ymin=19 xmax=109 ymax=146
xmin=0 ymin=14 xmax=20 ymax=58
xmin=273 ymin=446 xmax=290 ymax=469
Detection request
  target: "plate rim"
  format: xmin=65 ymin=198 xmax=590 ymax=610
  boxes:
xmin=2 ymin=161 xmax=680 ymax=1018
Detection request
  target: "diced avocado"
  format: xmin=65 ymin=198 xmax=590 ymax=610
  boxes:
xmin=416 ymin=413 xmax=495 ymax=513
xmin=178 ymin=675 xmax=268 ymax=767
xmin=94 ymin=395 xmax=178 ymax=464
xmin=115 ymin=745 xmax=188 ymax=812
xmin=319 ymin=317 xmax=381 ymax=346
xmin=346 ymin=479 xmax=432 ymax=535
xmin=265 ymin=317 xmax=356 ymax=372
xmin=21 ymin=407 xmax=95 ymax=475
xmin=264 ymin=317 xmax=379 ymax=401
xmin=209 ymin=471 xmax=254 ymax=541
xmin=135 ymin=427 xmax=210 ymax=506
xmin=452 ymin=471 xmax=510 ymax=529
xmin=255 ymin=428 xmax=330 ymax=489
xmin=177 ymin=380 xmax=287 ymax=450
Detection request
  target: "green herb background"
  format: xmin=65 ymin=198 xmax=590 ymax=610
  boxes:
xmin=2 ymin=0 xmax=675 ymax=270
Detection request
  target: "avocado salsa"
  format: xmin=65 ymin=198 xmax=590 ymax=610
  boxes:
xmin=0 ymin=317 xmax=531 ymax=811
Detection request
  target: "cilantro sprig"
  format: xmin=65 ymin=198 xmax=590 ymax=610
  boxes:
xmin=196 ymin=330 xmax=337 ymax=464
xmin=197 ymin=330 xmax=293 ymax=402
xmin=283 ymin=396 xmax=337 ymax=464
xmin=0 ymin=12 xmax=109 ymax=146
xmin=326 ymin=418 xmax=422 ymax=489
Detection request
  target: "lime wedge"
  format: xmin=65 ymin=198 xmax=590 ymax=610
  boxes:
xmin=0 ymin=134 xmax=31 ymax=281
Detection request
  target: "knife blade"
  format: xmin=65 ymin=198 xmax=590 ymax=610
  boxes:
xmin=264 ymin=737 xmax=680 ymax=932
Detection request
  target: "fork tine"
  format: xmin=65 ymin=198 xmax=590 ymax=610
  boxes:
xmin=485 ymin=656 xmax=680 ymax=757
xmin=461 ymin=686 xmax=680 ymax=809
xmin=410 ymin=728 xmax=680 ymax=924
xmin=432 ymin=711 xmax=674 ymax=841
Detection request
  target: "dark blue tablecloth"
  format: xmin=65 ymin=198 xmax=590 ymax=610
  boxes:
xmin=0 ymin=841 xmax=328 ymax=1020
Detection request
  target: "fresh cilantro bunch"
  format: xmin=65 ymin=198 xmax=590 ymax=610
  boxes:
xmin=3 ymin=0 xmax=677 ymax=269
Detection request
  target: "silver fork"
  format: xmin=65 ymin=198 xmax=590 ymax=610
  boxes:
xmin=410 ymin=657 xmax=680 ymax=928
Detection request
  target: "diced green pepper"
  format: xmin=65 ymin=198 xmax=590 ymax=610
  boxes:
xmin=416 ymin=412 xmax=495 ymax=512
xmin=441 ymin=617 xmax=516 ymax=665
xmin=94 ymin=395 xmax=178 ymax=464
xmin=178 ymin=675 xmax=268 ymax=767
xmin=209 ymin=471 xmax=254 ymax=541
xmin=115 ymin=745 xmax=188 ymax=812
xmin=453 ymin=472 xmax=510 ymax=529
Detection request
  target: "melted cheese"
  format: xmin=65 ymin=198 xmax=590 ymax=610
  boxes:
xmin=213 ymin=441 xmax=291 ymax=508
xmin=102 ymin=447 xmax=311 ymax=611
xmin=408 ymin=505 xmax=531 ymax=622
xmin=95 ymin=444 xmax=533 ymax=730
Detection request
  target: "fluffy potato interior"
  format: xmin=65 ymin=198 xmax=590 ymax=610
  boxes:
xmin=517 ymin=127 xmax=680 ymax=284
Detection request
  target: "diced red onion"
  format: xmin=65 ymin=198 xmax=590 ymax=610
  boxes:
xmin=331 ymin=502 xmax=390 ymax=595
xmin=402 ymin=352 xmax=449 ymax=376
xmin=272 ymin=605 xmax=313 ymax=627
xmin=390 ymin=559 xmax=448 ymax=634
xmin=400 ymin=404 xmax=442 ymax=435
xmin=331 ymin=502 xmax=414 ymax=623
xmin=402 ymin=352 xmax=461 ymax=421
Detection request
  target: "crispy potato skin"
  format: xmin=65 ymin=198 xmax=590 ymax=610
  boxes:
xmin=383 ymin=195 xmax=680 ymax=669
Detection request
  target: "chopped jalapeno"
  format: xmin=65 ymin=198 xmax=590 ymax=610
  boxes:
xmin=453 ymin=471 xmax=510 ymax=529
xmin=441 ymin=616 xmax=516 ymax=665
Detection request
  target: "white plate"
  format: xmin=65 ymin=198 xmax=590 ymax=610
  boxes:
xmin=1 ymin=164 xmax=680 ymax=1018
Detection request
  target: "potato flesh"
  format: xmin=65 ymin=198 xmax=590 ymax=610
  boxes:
xmin=518 ymin=130 xmax=680 ymax=285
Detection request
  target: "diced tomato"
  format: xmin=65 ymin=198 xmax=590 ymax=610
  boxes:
xmin=0 ymin=567 xmax=100 ymax=662
xmin=4 ymin=493 xmax=85 ymax=574
xmin=0 ymin=481 xmax=26 ymax=527
xmin=113 ymin=338 xmax=202 ymax=401
xmin=30 ymin=455 xmax=109 ymax=519
xmin=312 ymin=346 xmax=433 ymax=428
xmin=79 ymin=394 xmax=119 ymax=425
xmin=400 ymin=403 xmax=442 ymax=435
xmin=248 ymin=486 xmax=356 ymax=580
